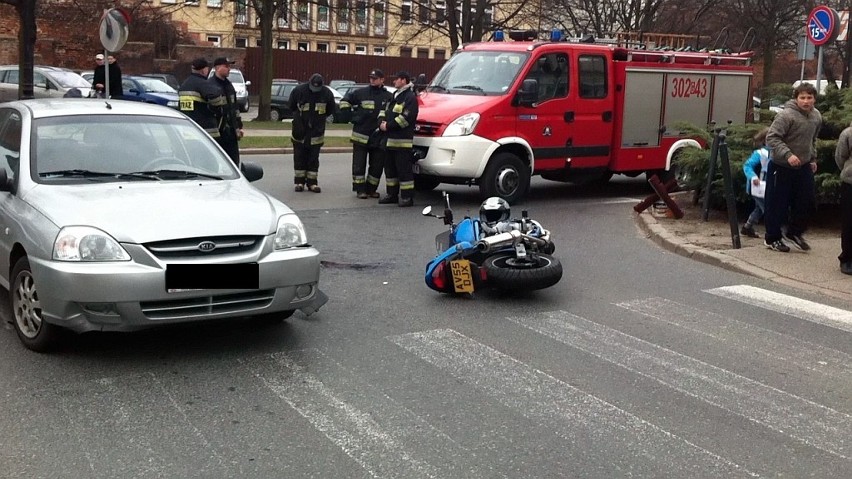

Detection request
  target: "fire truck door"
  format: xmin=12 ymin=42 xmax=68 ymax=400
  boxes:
xmin=570 ymin=54 xmax=613 ymax=168
xmin=515 ymin=52 xmax=574 ymax=171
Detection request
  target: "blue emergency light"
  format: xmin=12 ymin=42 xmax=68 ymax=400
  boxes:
xmin=550 ymin=29 xmax=562 ymax=42
xmin=494 ymin=30 xmax=504 ymax=41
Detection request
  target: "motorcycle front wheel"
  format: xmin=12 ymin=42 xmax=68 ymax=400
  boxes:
xmin=483 ymin=253 xmax=563 ymax=291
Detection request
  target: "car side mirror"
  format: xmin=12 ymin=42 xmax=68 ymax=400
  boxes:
xmin=516 ymin=79 xmax=538 ymax=107
xmin=129 ymin=88 xmax=140 ymax=94
xmin=240 ymin=161 xmax=263 ymax=182
xmin=245 ymin=80 xmax=251 ymax=86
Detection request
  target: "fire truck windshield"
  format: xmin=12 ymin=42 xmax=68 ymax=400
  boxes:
xmin=429 ymin=51 xmax=528 ymax=96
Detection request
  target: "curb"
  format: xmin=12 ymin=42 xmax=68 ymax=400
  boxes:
xmin=634 ymin=211 xmax=852 ymax=303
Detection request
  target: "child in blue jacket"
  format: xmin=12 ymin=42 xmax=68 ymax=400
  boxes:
xmin=741 ymin=128 xmax=770 ymax=238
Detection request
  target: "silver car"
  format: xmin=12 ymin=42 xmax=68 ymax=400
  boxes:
xmin=0 ymin=65 xmax=93 ymax=101
xmin=0 ymin=99 xmax=327 ymax=352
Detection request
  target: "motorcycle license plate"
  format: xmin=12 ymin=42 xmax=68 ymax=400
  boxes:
xmin=450 ymin=259 xmax=474 ymax=293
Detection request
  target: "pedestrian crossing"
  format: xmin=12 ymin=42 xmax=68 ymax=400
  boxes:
xmin=9 ymin=284 xmax=851 ymax=478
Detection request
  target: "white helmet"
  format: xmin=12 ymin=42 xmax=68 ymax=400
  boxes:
xmin=479 ymin=197 xmax=510 ymax=224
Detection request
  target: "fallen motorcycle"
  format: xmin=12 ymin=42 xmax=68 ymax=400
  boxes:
xmin=422 ymin=193 xmax=562 ymax=295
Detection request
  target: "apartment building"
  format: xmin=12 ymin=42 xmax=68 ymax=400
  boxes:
xmin=149 ymin=0 xmax=458 ymax=60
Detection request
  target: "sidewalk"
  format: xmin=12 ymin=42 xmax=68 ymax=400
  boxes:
xmin=635 ymin=201 xmax=852 ymax=304
xmin=241 ymin=128 xmax=352 ymax=154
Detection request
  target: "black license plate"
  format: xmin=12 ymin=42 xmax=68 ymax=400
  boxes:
xmin=165 ymin=263 xmax=259 ymax=291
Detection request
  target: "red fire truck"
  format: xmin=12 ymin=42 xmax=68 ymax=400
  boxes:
xmin=411 ymin=36 xmax=754 ymax=203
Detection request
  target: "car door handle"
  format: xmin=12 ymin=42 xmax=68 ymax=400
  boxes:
xmin=564 ymin=111 xmax=574 ymax=123
xmin=602 ymin=111 xmax=613 ymax=122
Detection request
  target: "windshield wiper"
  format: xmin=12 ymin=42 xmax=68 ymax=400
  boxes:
xmin=129 ymin=169 xmax=224 ymax=180
xmin=428 ymin=84 xmax=449 ymax=93
xmin=39 ymin=169 xmax=158 ymax=181
xmin=451 ymin=84 xmax=485 ymax=94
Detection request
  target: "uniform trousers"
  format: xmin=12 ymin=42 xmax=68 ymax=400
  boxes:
xmin=293 ymin=141 xmax=321 ymax=186
xmin=352 ymin=143 xmax=385 ymax=194
xmin=383 ymin=148 xmax=414 ymax=199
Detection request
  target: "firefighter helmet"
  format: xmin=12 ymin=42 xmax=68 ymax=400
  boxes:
xmin=479 ymin=197 xmax=510 ymax=224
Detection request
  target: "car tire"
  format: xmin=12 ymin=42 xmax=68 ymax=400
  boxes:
xmin=270 ymin=109 xmax=281 ymax=122
xmin=479 ymin=152 xmax=530 ymax=204
xmin=240 ymin=99 xmax=250 ymax=113
xmin=10 ymin=257 xmax=61 ymax=352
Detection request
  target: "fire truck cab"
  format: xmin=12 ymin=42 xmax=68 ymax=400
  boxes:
xmin=412 ymin=37 xmax=753 ymax=203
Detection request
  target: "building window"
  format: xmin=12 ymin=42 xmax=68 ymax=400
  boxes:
xmin=255 ymin=38 xmax=264 ymax=47
xmin=318 ymin=0 xmax=330 ymax=31
xmin=417 ymin=48 xmax=429 ymax=59
xmin=298 ymin=41 xmax=310 ymax=51
xmin=161 ymin=0 xmax=176 ymax=3
xmin=277 ymin=39 xmax=290 ymax=49
xmin=207 ymin=35 xmax=221 ymax=47
xmin=336 ymin=0 xmax=349 ymax=33
xmin=207 ymin=0 xmax=222 ymax=7
xmin=419 ymin=1 xmax=430 ymax=23
xmin=434 ymin=49 xmax=446 ymax=60
xmin=435 ymin=1 xmax=446 ymax=24
xmin=336 ymin=44 xmax=349 ymax=54
xmin=355 ymin=1 xmax=368 ymax=34
xmin=235 ymin=37 xmax=248 ymax=48
xmin=400 ymin=46 xmax=412 ymax=58
xmin=317 ymin=42 xmax=329 ymax=52
xmin=184 ymin=0 xmax=199 ymax=5
xmin=355 ymin=44 xmax=367 ymax=55
xmin=277 ymin=0 xmax=289 ymax=27
xmin=373 ymin=46 xmax=385 ymax=56
xmin=401 ymin=0 xmax=412 ymax=23
xmin=235 ymin=0 xmax=248 ymax=25
xmin=297 ymin=1 xmax=311 ymax=30
xmin=373 ymin=2 xmax=386 ymax=35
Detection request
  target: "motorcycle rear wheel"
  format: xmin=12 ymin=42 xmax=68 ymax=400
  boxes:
xmin=483 ymin=253 xmax=562 ymax=291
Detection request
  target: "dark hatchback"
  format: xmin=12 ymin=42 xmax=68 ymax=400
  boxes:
xmin=270 ymin=80 xmax=344 ymax=123
xmin=120 ymin=75 xmax=179 ymax=109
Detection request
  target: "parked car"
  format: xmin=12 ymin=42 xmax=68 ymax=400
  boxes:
xmin=335 ymin=83 xmax=396 ymax=97
xmin=140 ymin=73 xmax=180 ymax=91
xmin=121 ymin=75 xmax=180 ymax=109
xmin=0 ymin=65 xmax=93 ymax=101
xmin=270 ymin=80 xmax=344 ymax=123
xmin=329 ymin=79 xmax=355 ymax=89
xmin=0 ymin=99 xmax=327 ymax=351
xmin=208 ymin=68 xmax=251 ymax=112
xmin=79 ymin=70 xmax=94 ymax=84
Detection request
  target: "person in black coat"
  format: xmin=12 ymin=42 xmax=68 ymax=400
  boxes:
xmin=289 ymin=73 xmax=336 ymax=193
xmin=178 ymin=58 xmax=220 ymax=138
xmin=208 ymin=57 xmax=244 ymax=166
xmin=92 ymin=53 xmax=123 ymax=99
xmin=378 ymin=71 xmax=419 ymax=207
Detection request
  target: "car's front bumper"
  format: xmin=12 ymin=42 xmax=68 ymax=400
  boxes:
xmin=30 ymin=243 xmax=326 ymax=333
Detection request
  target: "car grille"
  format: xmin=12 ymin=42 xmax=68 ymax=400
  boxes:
xmin=145 ymin=236 xmax=261 ymax=259
xmin=141 ymin=290 xmax=275 ymax=320
xmin=414 ymin=121 xmax=442 ymax=136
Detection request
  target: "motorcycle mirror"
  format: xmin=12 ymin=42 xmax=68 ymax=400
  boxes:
xmin=421 ymin=206 xmax=432 ymax=216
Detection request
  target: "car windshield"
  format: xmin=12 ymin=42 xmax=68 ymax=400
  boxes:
xmin=430 ymin=51 xmax=528 ymax=95
xmin=228 ymin=71 xmax=245 ymax=83
xmin=134 ymin=78 xmax=176 ymax=93
xmin=32 ymin=114 xmax=240 ymax=183
xmin=51 ymin=71 xmax=93 ymax=88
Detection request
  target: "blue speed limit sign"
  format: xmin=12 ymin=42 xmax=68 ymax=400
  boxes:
xmin=807 ymin=6 xmax=840 ymax=46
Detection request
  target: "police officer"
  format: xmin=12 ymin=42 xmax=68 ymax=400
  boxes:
xmin=378 ymin=71 xmax=419 ymax=207
xmin=339 ymin=69 xmax=393 ymax=199
xmin=208 ymin=57 xmax=244 ymax=166
xmin=178 ymin=58 xmax=220 ymax=139
xmin=289 ymin=73 xmax=336 ymax=193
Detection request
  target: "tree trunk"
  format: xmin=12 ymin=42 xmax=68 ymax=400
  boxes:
xmin=18 ymin=0 xmax=36 ymax=100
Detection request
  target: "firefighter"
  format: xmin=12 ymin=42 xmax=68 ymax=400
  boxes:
xmin=208 ymin=57 xmax=244 ymax=166
xmin=339 ymin=69 xmax=393 ymax=199
xmin=378 ymin=71 xmax=419 ymax=207
xmin=289 ymin=73 xmax=337 ymax=193
xmin=178 ymin=58 xmax=220 ymax=139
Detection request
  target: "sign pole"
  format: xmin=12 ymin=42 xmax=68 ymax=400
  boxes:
xmin=816 ymin=45 xmax=823 ymax=93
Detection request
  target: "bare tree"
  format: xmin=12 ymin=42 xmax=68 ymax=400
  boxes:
xmin=246 ymin=0 xmax=280 ymax=121
xmin=1 ymin=0 xmax=37 ymax=99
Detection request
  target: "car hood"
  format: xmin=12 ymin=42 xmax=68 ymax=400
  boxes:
xmin=25 ymin=181 xmax=288 ymax=243
xmin=143 ymin=92 xmax=179 ymax=102
xmin=416 ymin=92 xmax=506 ymax=125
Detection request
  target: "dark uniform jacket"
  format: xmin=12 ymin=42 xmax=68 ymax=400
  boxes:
xmin=288 ymin=83 xmax=337 ymax=145
xmin=340 ymin=85 xmax=393 ymax=146
xmin=178 ymin=72 xmax=220 ymax=137
xmin=92 ymin=62 xmax=123 ymax=98
xmin=381 ymin=82 xmax=418 ymax=150
xmin=208 ymin=75 xmax=243 ymax=140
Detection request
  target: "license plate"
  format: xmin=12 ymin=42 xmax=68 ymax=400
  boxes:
xmin=165 ymin=263 xmax=259 ymax=291
xmin=450 ymin=259 xmax=474 ymax=293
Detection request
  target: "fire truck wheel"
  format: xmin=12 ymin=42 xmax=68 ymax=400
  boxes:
xmin=414 ymin=174 xmax=441 ymax=191
xmin=480 ymin=152 xmax=530 ymax=204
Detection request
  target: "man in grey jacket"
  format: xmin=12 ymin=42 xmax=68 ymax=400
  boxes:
xmin=764 ymin=82 xmax=822 ymax=252
xmin=834 ymin=122 xmax=852 ymax=274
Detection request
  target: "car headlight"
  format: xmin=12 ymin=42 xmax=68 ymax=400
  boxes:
xmin=53 ymin=226 xmax=130 ymax=262
xmin=167 ymin=100 xmax=179 ymax=108
xmin=274 ymin=214 xmax=307 ymax=249
xmin=442 ymin=112 xmax=480 ymax=137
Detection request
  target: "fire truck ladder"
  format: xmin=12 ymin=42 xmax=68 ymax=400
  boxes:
xmin=615 ymin=30 xmax=752 ymax=67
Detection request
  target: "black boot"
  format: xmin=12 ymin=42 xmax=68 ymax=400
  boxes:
xmin=398 ymin=196 xmax=414 ymax=207
xmin=378 ymin=195 xmax=398 ymax=204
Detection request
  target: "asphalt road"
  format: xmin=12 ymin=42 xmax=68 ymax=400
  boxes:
xmin=1 ymin=153 xmax=850 ymax=478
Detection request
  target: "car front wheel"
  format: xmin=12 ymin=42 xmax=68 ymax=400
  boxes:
xmin=10 ymin=257 xmax=60 ymax=352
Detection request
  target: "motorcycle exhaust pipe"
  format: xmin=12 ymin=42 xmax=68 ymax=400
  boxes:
xmin=476 ymin=230 xmax=522 ymax=253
